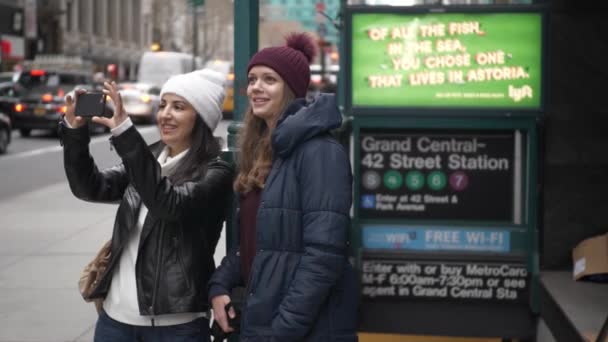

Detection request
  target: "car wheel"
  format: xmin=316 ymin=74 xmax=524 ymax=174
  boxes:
xmin=0 ymin=128 xmax=9 ymax=154
xmin=19 ymin=128 xmax=31 ymax=137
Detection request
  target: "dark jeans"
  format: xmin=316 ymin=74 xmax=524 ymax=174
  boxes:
xmin=94 ymin=310 xmax=210 ymax=342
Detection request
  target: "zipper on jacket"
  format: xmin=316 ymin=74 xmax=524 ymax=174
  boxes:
xmin=173 ymin=236 xmax=191 ymax=291
xmin=149 ymin=226 xmax=165 ymax=327
xmin=241 ymin=250 xmax=260 ymax=332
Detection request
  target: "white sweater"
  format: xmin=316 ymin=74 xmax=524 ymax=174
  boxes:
xmin=102 ymin=118 xmax=206 ymax=326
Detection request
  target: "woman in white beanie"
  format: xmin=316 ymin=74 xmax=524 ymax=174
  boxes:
xmin=60 ymin=69 xmax=234 ymax=342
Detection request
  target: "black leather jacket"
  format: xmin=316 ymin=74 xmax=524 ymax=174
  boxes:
xmin=61 ymin=123 xmax=234 ymax=316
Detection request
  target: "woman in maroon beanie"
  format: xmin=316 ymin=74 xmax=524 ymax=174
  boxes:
xmin=208 ymin=32 xmax=358 ymax=342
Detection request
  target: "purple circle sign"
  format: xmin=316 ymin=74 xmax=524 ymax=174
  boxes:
xmin=449 ymin=171 xmax=469 ymax=191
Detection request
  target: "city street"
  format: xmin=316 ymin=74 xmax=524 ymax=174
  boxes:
xmin=0 ymin=121 xmax=230 ymax=342
xmin=5 ymin=130 xmax=60 ymax=155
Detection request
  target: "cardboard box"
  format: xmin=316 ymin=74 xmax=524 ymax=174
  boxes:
xmin=572 ymin=233 xmax=608 ymax=281
xmin=583 ymin=331 xmax=608 ymax=342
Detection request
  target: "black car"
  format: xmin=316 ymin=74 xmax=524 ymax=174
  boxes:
xmin=0 ymin=112 xmax=12 ymax=154
xmin=11 ymin=69 xmax=108 ymax=136
xmin=0 ymin=72 xmax=14 ymax=83
xmin=0 ymin=75 xmax=18 ymax=121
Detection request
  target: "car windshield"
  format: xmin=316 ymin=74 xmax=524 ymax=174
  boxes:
xmin=0 ymin=75 xmax=13 ymax=83
xmin=119 ymin=83 xmax=160 ymax=95
xmin=18 ymin=72 xmax=72 ymax=88
xmin=16 ymin=71 xmax=89 ymax=97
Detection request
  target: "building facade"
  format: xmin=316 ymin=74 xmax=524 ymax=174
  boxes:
xmin=1 ymin=0 xmax=234 ymax=80
xmin=59 ymin=0 xmax=150 ymax=80
xmin=0 ymin=0 xmax=26 ymax=71
xmin=261 ymin=0 xmax=341 ymax=45
xmin=59 ymin=0 xmax=233 ymax=80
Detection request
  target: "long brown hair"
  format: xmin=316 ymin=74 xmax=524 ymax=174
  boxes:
xmin=234 ymin=86 xmax=295 ymax=194
xmin=167 ymin=115 xmax=221 ymax=185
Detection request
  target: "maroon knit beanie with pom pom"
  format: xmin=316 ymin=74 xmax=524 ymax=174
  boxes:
xmin=247 ymin=32 xmax=316 ymax=98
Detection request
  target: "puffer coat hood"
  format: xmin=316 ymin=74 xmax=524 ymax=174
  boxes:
xmin=272 ymin=93 xmax=342 ymax=158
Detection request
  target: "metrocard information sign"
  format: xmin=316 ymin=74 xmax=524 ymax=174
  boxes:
xmin=350 ymin=11 xmax=543 ymax=110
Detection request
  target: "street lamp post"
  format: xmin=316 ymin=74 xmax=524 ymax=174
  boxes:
xmin=190 ymin=0 xmax=205 ymax=71
xmin=192 ymin=4 xmax=198 ymax=71
xmin=224 ymin=1 xmax=259 ymax=302
xmin=202 ymin=7 xmax=206 ymax=62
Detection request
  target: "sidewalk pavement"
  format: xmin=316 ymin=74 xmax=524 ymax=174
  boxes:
xmin=0 ymin=180 xmax=227 ymax=342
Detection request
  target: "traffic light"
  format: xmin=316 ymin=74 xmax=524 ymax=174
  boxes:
xmin=318 ymin=38 xmax=331 ymax=48
xmin=150 ymin=42 xmax=161 ymax=51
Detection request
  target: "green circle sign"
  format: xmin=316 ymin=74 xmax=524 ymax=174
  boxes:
xmin=383 ymin=170 xmax=403 ymax=190
xmin=405 ymin=171 xmax=425 ymax=190
xmin=427 ymin=171 xmax=447 ymax=191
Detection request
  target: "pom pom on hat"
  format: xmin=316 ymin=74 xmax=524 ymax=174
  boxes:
xmin=247 ymin=32 xmax=316 ymax=98
xmin=285 ymin=32 xmax=316 ymax=63
xmin=160 ymin=68 xmax=226 ymax=132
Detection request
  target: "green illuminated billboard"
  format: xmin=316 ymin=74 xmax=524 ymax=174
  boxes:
xmin=349 ymin=10 xmax=543 ymax=111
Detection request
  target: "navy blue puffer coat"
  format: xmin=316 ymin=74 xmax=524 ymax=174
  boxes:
xmin=209 ymin=94 xmax=358 ymax=341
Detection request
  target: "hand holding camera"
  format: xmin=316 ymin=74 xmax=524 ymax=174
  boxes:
xmin=211 ymin=302 xmax=241 ymax=341
xmin=92 ymin=81 xmax=128 ymax=129
xmin=62 ymin=81 xmax=127 ymax=130
xmin=62 ymin=88 xmax=87 ymax=129
xmin=211 ymin=295 xmax=237 ymax=334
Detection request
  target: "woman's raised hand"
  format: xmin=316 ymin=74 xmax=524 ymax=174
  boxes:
xmin=92 ymin=81 xmax=128 ymax=130
xmin=62 ymin=89 xmax=87 ymax=128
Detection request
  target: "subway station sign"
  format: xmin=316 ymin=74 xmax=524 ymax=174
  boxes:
xmin=361 ymin=258 xmax=528 ymax=303
xmin=349 ymin=11 xmax=543 ymax=109
xmin=362 ymin=226 xmax=511 ymax=253
xmin=359 ymin=129 xmax=515 ymax=221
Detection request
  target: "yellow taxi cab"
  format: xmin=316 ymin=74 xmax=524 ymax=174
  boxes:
xmin=223 ymin=71 xmax=234 ymax=117
xmin=205 ymin=59 xmax=234 ymax=119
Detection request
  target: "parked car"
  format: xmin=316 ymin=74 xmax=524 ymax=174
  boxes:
xmin=118 ymin=82 xmax=161 ymax=124
xmin=0 ymin=112 xmax=12 ymax=154
xmin=11 ymin=68 xmax=110 ymax=136
xmin=0 ymin=81 xmax=18 ymax=121
xmin=223 ymin=72 xmax=234 ymax=118
xmin=0 ymin=72 xmax=16 ymax=84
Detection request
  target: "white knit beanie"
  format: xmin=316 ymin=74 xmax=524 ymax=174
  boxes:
xmin=160 ymin=68 xmax=226 ymax=132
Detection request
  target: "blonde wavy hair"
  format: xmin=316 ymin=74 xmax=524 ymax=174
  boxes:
xmin=234 ymin=86 xmax=295 ymax=194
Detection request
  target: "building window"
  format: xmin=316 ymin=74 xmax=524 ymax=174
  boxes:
xmin=109 ymin=0 xmax=118 ymax=39
xmin=121 ymin=1 xmax=128 ymax=42
xmin=78 ymin=0 xmax=88 ymax=33
xmin=66 ymin=1 xmax=73 ymax=32
xmin=93 ymin=0 xmax=103 ymax=36
xmin=133 ymin=0 xmax=141 ymax=44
